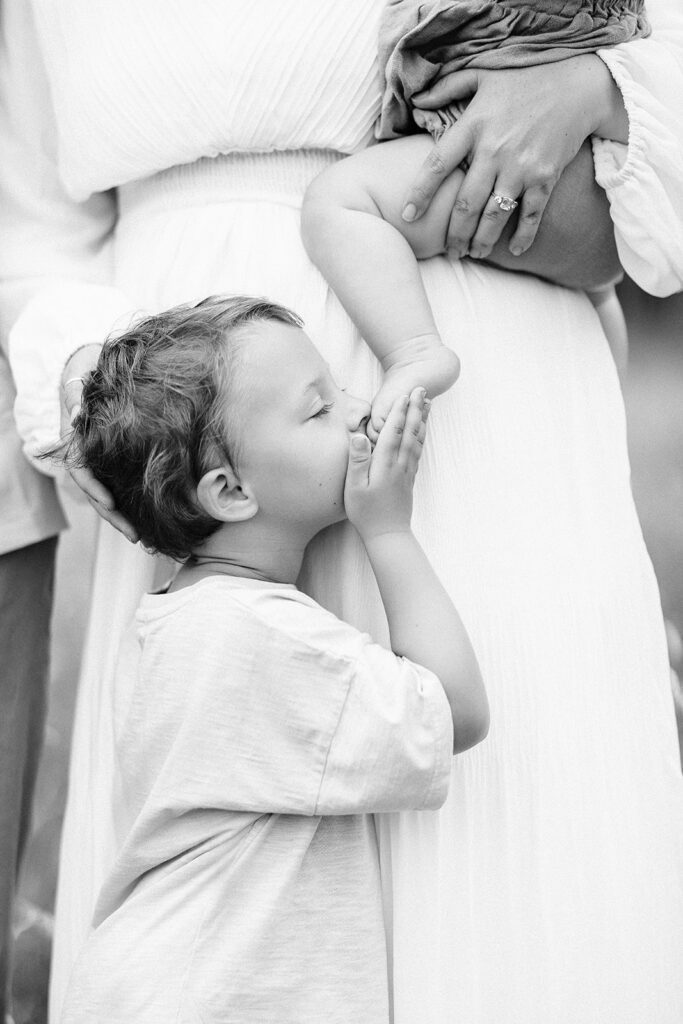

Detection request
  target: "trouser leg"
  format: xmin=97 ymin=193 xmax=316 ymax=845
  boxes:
xmin=0 ymin=537 xmax=57 ymax=1021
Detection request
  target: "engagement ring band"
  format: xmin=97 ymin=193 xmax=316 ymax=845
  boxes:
xmin=491 ymin=193 xmax=518 ymax=213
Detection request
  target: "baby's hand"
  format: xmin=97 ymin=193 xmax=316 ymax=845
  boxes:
xmin=368 ymin=337 xmax=458 ymax=443
xmin=345 ymin=388 xmax=429 ymax=542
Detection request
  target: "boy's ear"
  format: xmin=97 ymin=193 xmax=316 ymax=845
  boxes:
xmin=196 ymin=466 xmax=258 ymax=523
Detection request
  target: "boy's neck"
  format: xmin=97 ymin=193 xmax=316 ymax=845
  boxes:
xmin=176 ymin=518 xmax=316 ymax=588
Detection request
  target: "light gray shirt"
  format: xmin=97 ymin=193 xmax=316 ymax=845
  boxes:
xmin=61 ymin=575 xmax=453 ymax=1024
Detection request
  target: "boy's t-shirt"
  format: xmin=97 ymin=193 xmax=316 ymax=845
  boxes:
xmin=61 ymin=574 xmax=453 ymax=1024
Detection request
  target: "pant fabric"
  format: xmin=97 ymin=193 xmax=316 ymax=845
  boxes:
xmin=0 ymin=537 xmax=57 ymax=1021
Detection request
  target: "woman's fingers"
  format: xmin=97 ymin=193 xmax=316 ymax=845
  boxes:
xmin=445 ymin=154 xmax=496 ymax=258
xmin=412 ymin=69 xmax=479 ymax=110
xmin=408 ymin=61 xmax=597 ymax=256
xmin=467 ymin=182 xmax=523 ymax=260
xmin=70 ymin=465 xmax=115 ymax=509
xmin=507 ymin=183 xmax=554 ymax=255
xmin=72 ymin=465 xmax=139 ymax=542
xmin=85 ymin=496 xmax=139 ymax=543
xmin=60 ymin=387 xmax=84 ymax=437
xmin=402 ymin=120 xmax=473 ymax=224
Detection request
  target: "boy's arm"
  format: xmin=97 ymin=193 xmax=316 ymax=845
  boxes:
xmin=344 ymin=391 xmax=489 ymax=755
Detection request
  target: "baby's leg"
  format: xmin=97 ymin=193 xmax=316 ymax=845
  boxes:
xmin=302 ymin=135 xmax=463 ymax=439
xmin=370 ymin=338 xmax=460 ymax=441
xmin=587 ymin=285 xmax=628 ymax=378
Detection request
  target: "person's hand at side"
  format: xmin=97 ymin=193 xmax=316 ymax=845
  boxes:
xmin=345 ymin=388 xmax=488 ymax=754
xmin=402 ymin=55 xmax=629 ymax=261
xmin=60 ymin=344 xmax=138 ymax=542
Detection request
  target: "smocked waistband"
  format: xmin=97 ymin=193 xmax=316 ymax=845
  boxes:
xmin=118 ymin=149 xmax=341 ymax=218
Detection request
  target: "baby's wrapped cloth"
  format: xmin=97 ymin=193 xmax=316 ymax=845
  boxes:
xmin=377 ymin=0 xmax=650 ymax=138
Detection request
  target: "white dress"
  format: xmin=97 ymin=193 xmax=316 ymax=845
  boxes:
xmin=2 ymin=2 xmax=683 ymax=1022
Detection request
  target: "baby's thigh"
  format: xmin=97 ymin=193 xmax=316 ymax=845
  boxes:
xmin=361 ymin=135 xmax=465 ymax=258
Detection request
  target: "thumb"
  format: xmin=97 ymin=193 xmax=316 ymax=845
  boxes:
xmin=346 ymin=433 xmax=371 ymax=482
xmin=412 ymin=69 xmax=479 ymax=109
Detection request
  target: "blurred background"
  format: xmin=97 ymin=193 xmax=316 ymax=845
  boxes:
xmin=11 ymin=277 xmax=683 ymax=1023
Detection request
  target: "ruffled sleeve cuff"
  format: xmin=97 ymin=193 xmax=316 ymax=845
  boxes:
xmin=9 ymin=283 xmax=136 ymax=469
xmin=593 ymin=37 xmax=683 ymax=297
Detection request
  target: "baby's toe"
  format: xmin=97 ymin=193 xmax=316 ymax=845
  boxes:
xmin=368 ymin=410 xmax=386 ymax=443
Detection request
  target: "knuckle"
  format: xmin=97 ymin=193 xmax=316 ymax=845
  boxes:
xmin=447 ymin=235 xmax=468 ymax=253
xmin=521 ymin=207 xmax=542 ymax=224
xmin=531 ymin=166 xmax=557 ymax=190
xmin=425 ymin=148 xmax=447 ymax=175
xmin=483 ymin=205 xmax=503 ymax=221
xmin=476 ymin=140 xmax=498 ymax=161
xmin=410 ymin=182 xmax=433 ymax=204
xmin=452 ymin=196 xmax=470 ymax=214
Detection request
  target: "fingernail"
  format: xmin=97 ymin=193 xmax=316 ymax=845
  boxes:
xmin=402 ymin=203 xmax=417 ymax=223
xmin=352 ymin=435 xmax=367 ymax=450
xmin=510 ymin=245 xmax=523 ymax=256
xmin=469 ymin=246 xmax=482 ymax=259
xmin=417 ymin=387 xmax=427 ymax=398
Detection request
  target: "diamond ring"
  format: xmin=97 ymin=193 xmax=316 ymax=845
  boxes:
xmin=491 ymin=193 xmax=519 ymax=213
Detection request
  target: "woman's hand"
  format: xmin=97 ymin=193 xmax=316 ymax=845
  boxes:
xmin=403 ymin=55 xmax=629 ymax=261
xmin=60 ymin=344 xmax=139 ymax=542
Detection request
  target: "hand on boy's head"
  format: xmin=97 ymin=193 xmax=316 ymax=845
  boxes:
xmin=59 ymin=345 xmax=139 ymax=543
xmin=69 ymin=463 xmax=139 ymax=543
xmin=344 ymin=388 xmax=429 ymax=542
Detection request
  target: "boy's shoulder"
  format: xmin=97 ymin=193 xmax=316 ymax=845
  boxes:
xmin=135 ymin=575 xmax=370 ymax=664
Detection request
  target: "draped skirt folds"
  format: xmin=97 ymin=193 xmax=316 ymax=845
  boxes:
xmin=52 ymin=150 xmax=683 ymax=1024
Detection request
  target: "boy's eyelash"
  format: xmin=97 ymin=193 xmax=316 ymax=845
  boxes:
xmin=314 ymin=402 xmax=334 ymax=417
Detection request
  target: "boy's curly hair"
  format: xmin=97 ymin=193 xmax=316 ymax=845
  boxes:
xmin=62 ymin=295 xmax=302 ymax=561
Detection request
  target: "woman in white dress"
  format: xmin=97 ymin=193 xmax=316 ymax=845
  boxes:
xmin=1 ymin=2 xmax=682 ymax=1022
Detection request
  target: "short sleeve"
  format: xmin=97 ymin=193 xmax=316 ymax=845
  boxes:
xmin=593 ymin=0 xmax=683 ymax=296
xmin=132 ymin=590 xmax=453 ymax=819
xmin=314 ymin=642 xmax=453 ymax=815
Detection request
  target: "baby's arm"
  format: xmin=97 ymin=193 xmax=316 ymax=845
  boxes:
xmin=344 ymin=389 xmax=489 ymax=754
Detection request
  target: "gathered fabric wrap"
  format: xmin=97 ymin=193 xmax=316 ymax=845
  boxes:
xmin=377 ymin=0 xmax=650 ymax=137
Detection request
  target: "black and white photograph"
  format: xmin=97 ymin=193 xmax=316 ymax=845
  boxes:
xmin=1 ymin=2 xmax=682 ymax=1023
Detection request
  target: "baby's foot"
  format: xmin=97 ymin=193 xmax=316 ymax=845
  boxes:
xmin=369 ymin=340 xmax=459 ymax=442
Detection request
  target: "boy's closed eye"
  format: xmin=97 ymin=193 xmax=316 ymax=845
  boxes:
xmin=311 ymin=402 xmax=335 ymax=418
